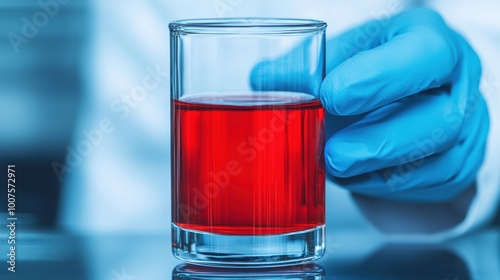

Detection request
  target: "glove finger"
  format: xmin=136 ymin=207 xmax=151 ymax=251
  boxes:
xmin=330 ymin=91 xmax=489 ymax=202
xmin=325 ymin=87 xmax=459 ymax=178
xmin=321 ymin=8 xmax=460 ymax=116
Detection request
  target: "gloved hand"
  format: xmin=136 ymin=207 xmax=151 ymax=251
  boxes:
xmin=252 ymin=8 xmax=490 ymax=202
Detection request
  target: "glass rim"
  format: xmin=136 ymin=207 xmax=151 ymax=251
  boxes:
xmin=169 ymin=17 xmax=327 ymax=35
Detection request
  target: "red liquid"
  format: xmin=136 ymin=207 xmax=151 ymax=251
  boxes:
xmin=171 ymin=92 xmax=325 ymax=235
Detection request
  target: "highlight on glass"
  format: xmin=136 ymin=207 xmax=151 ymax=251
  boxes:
xmin=170 ymin=18 xmax=326 ymax=267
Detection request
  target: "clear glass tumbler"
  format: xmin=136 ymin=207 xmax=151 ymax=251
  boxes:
xmin=170 ymin=18 xmax=326 ymax=267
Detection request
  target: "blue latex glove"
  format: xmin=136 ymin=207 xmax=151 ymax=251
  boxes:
xmin=252 ymin=8 xmax=490 ymax=202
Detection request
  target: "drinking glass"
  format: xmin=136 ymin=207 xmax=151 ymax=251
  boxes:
xmin=170 ymin=18 xmax=326 ymax=267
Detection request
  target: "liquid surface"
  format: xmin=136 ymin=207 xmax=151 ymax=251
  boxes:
xmin=171 ymin=92 xmax=325 ymax=235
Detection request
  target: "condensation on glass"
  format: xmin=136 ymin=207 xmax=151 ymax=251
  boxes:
xmin=170 ymin=18 xmax=326 ymax=267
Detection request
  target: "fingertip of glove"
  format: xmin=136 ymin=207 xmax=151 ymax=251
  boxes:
xmin=320 ymin=57 xmax=384 ymax=116
xmin=320 ymin=69 xmax=353 ymax=116
xmin=324 ymin=136 xmax=370 ymax=178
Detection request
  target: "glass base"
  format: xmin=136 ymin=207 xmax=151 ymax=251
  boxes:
xmin=172 ymin=224 xmax=325 ymax=267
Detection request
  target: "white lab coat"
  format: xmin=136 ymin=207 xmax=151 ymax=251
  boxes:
xmin=60 ymin=0 xmax=500 ymax=242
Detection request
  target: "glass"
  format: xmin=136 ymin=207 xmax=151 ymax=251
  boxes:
xmin=170 ymin=18 xmax=326 ymax=267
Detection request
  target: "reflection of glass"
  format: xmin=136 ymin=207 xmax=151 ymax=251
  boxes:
xmin=172 ymin=263 xmax=325 ymax=279
xmin=170 ymin=18 xmax=326 ymax=266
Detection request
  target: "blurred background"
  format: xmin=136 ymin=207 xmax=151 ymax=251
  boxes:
xmin=1 ymin=0 xmax=499 ymax=279
xmin=0 ymin=0 xmax=89 ymax=228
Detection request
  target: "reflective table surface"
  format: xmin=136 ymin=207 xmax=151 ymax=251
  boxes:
xmin=1 ymin=226 xmax=499 ymax=280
